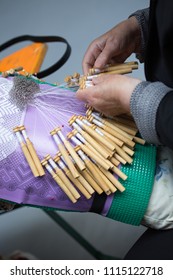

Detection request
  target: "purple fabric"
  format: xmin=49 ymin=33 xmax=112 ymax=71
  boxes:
xmin=0 ymin=79 xmax=114 ymax=213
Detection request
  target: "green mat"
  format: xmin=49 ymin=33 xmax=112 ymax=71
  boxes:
xmin=107 ymin=143 xmax=157 ymax=225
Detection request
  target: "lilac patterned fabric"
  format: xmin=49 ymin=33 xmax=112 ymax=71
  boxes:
xmin=0 ymin=76 xmax=113 ymax=213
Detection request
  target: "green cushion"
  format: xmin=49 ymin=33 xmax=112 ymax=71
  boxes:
xmin=107 ymin=143 xmax=157 ymax=226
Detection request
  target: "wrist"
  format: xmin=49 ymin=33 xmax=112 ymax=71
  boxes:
xmin=128 ymin=16 xmax=141 ymax=53
xmin=119 ymin=78 xmax=141 ymax=113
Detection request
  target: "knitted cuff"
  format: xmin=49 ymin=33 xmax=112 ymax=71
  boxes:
xmin=129 ymin=8 xmax=149 ymax=62
xmin=130 ymin=81 xmax=171 ymax=145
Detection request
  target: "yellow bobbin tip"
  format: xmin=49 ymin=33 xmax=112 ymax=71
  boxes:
xmin=44 ymin=154 xmax=51 ymax=161
xmin=41 ymin=159 xmax=47 ymax=166
xmin=50 ymin=129 xmax=56 ymax=136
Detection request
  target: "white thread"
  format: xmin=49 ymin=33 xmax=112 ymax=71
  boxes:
xmin=48 ymin=158 xmax=58 ymax=169
xmin=75 ymin=132 xmax=85 ymax=143
xmin=52 ymin=134 xmax=61 ymax=145
xmin=21 ymin=130 xmax=28 ymax=141
xmin=45 ymin=164 xmax=53 ymax=173
xmin=72 ymin=122 xmax=82 ymax=132
xmin=15 ymin=131 xmax=23 ymax=143
xmin=57 ymin=130 xmax=66 ymax=142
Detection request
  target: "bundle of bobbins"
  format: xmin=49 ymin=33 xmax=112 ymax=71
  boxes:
xmin=12 ymin=60 xmax=146 ymax=204
xmin=64 ymin=60 xmax=139 ymax=89
xmin=13 ymin=107 xmax=145 ymax=204
xmin=1 ymin=66 xmax=33 ymax=78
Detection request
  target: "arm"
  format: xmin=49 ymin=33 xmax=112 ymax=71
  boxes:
xmin=130 ymin=82 xmax=173 ymax=148
xmin=129 ymin=8 xmax=150 ymax=62
xmin=77 ymin=75 xmax=173 ymax=149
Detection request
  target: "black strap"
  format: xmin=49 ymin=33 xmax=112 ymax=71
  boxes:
xmin=0 ymin=35 xmax=71 ymax=78
xmin=89 ymin=192 xmax=107 ymax=214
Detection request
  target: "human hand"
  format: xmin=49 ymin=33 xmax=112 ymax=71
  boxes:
xmin=76 ymin=74 xmax=141 ymax=116
xmin=82 ymin=16 xmax=141 ymax=75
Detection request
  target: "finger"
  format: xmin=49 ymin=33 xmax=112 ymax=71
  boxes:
xmin=92 ymin=74 xmax=111 ymax=85
xmin=75 ymin=88 xmax=90 ymax=102
xmin=94 ymin=41 xmax=119 ymax=69
xmin=82 ymin=44 xmax=102 ymax=75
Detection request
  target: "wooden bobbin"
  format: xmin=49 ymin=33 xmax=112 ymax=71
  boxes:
xmin=83 ymin=158 xmax=111 ymax=195
xmin=69 ymin=116 xmax=111 ymax=159
xmin=74 ymin=146 xmax=103 ymax=195
xmin=73 ymin=130 xmax=114 ymax=169
xmin=107 ymin=119 xmax=137 ymax=136
xmin=95 ymin=126 xmax=124 ymax=147
xmin=78 ymin=117 xmax=116 ymax=152
xmin=112 ymin=154 xmax=126 ymax=165
xmin=101 ymin=117 xmax=134 ymax=141
xmin=70 ymin=130 xmax=114 ymax=170
xmin=41 ymin=159 xmax=77 ymax=203
xmin=54 ymin=155 xmax=91 ymax=200
xmin=80 ymin=144 xmax=111 ymax=171
xmin=88 ymin=115 xmax=135 ymax=148
xmin=45 ymin=155 xmax=80 ymax=200
xmin=50 ymin=129 xmax=80 ymax=179
xmin=19 ymin=125 xmax=45 ymax=176
xmin=13 ymin=127 xmax=39 ymax=177
xmin=56 ymin=150 xmax=95 ymax=196
xmin=97 ymin=165 xmax=118 ymax=193
xmin=54 ymin=127 xmax=86 ymax=171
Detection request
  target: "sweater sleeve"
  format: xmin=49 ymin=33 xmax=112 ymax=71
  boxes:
xmin=130 ymin=81 xmax=173 ymax=147
xmin=129 ymin=8 xmax=150 ymax=62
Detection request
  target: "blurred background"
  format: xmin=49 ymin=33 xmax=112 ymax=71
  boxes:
xmin=0 ymin=0 xmax=149 ymax=260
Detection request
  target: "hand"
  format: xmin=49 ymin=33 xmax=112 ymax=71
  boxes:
xmin=76 ymin=74 xmax=141 ymax=116
xmin=82 ymin=16 xmax=141 ymax=74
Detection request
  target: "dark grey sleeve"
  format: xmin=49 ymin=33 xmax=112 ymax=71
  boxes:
xmin=130 ymin=81 xmax=172 ymax=145
xmin=129 ymin=8 xmax=150 ymax=62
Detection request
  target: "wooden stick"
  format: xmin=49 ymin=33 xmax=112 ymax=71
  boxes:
xmin=109 ymin=156 xmax=120 ymax=166
xmin=111 ymin=165 xmax=127 ymax=181
xmin=13 ymin=127 xmax=39 ymax=177
xmin=69 ymin=132 xmax=114 ymax=170
xmin=88 ymin=61 xmax=138 ymax=75
xmin=19 ymin=126 xmax=45 ymax=176
xmin=55 ymin=127 xmax=86 ymax=171
xmin=88 ymin=67 xmax=132 ymax=77
xmin=75 ymin=146 xmax=103 ymax=195
xmin=113 ymin=153 xmax=127 ymax=165
xmin=80 ymin=144 xmax=112 ymax=170
xmin=96 ymin=126 xmax=124 ymax=147
xmin=41 ymin=159 xmax=77 ymax=203
xmin=98 ymin=165 xmax=125 ymax=192
xmin=79 ymin=169 xmax=103 ymax=195
xmin=76 ymin=117 xmax=116 ymax=151
xmin=106 ymin=119 xmax=137 ymax=136
xmin=98 ymin=116 xmax=135 ymax=141
xmin=114 ymin=143 xmax=133 ymax=164
xmin=50 ymin=129 xmax=80 ymax=178
xmin=133 ymin=136 xmax=146 ymax=145
xmin=84 ymin=159 xmax=111 ymax=195
xmin=45 ymin=155 xmax=80 ymax=200
xmin=122 ymin=145 xmax=134 ymax=156
xmin=54 ymin=156 xmax=91 ymax=199
xmin=69 ymin=119 xmax=111 ymax=159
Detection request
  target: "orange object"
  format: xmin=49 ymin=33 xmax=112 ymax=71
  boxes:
xmin=0 ymin=42 xmax=47 ymax=74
